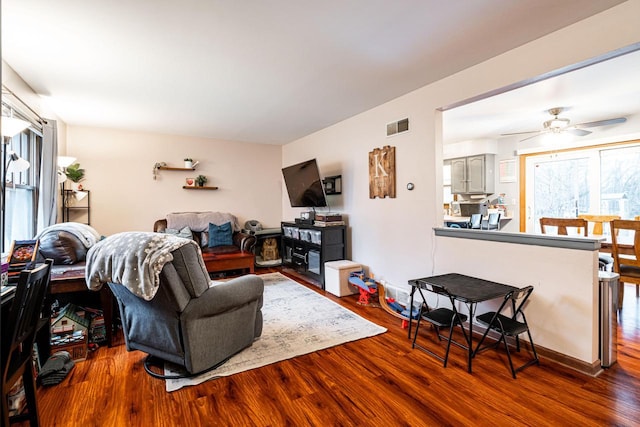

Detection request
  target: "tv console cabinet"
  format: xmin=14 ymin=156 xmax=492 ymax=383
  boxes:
xmin=281 ymin=221 xmax=346 ymax=287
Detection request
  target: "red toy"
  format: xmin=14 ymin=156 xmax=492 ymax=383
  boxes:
xmin=348 ymin=270 xmax=378 ymax=305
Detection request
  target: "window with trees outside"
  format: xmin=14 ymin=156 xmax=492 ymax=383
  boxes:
xmin=524 ymin=141 xmax=640 ymax=234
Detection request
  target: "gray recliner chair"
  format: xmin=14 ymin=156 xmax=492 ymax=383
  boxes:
xmin=108 ymin=243 xmax=264 ymax=375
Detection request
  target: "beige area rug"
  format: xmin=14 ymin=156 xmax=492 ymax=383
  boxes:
xmin=165 ymin=272 xmax=386 ymax=392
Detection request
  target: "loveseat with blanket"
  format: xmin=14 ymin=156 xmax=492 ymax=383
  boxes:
xmin=154 ymin=212 xmax=256 ymax=276
xmin=86 ymin=232 xmax=264 ymax=375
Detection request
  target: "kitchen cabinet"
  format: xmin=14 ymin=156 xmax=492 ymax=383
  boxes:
xmin=451 ymin=154 xmax=495 ymax=194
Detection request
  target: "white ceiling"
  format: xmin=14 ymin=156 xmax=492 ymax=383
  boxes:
xmin=1 ymin=0 xmax=627 ymax=145
xmin=443 ymin=48 xmax=640 ymax=146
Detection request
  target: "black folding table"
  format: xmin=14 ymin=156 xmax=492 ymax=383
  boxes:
xmin=408 ymin=273 xmax=519 ymax=373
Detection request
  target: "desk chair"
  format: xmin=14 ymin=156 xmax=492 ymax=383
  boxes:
xmin=2 ymin=260 xmax=53 ymax=426
xmin=412 ymin=283 xmax=468 ymax=367
xmin=473 ymin=285 xmax=539 ymax=379
xmin=469 ymin=214 xmax=483 ymax=230
xmin=610 ymin=219 xmax=640 ymax=305
xmin=539 ymin=217 xmax=587 ymax=236
xmin=485 ymin=213 xmax=501 ymax=230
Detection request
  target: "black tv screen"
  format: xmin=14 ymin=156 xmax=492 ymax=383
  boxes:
xmin=282 ymin=159 xmax=328 ymax=208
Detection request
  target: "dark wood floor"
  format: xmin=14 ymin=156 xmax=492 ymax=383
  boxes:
xmin=24 ymin=271 xmax=640 ymax=426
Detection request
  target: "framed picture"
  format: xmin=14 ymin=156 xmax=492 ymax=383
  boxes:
xmin=185 ymin=177 xmax=196 ymax=187
xmin=8 ymin=239 xmax=40 ymax=269
xmin=499 ymin=159 xmax=517 ymax=183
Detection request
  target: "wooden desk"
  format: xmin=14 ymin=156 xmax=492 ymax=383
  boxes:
xmin=49 ymin=266 xmax=115 ymax=347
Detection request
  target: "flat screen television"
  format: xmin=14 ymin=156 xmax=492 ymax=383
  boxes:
xmin=282 ymin=159 xmax=328 ymax=208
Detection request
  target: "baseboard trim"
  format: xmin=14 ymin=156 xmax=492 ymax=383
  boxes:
xmin=525 ymin=341 xmax=604 ymax=377
xmin=474 ymin=327 xmax=604 ymax=377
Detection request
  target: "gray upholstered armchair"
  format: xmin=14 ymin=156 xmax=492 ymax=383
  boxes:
xmin=89 ymin=234 xmax=264 ymax=375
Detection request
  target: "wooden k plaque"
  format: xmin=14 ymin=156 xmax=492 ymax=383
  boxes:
xmin=369 ymin=145 xmax=396 ymax=199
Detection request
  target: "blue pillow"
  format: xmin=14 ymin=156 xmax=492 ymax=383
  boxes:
xmin=164 ymin=226 xmax=192 ymax=239
xmin=208 ymin=222 xmax=233 ymax=247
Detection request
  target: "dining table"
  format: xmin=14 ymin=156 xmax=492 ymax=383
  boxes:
xmin=408 ymin=273 xmax=519 ymax=373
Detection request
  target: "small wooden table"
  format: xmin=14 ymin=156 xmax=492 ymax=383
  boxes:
xmin=49 ymin=265 xmax=115 ymax=347
xmin=201 ymin=251 xmax=255 ymax=275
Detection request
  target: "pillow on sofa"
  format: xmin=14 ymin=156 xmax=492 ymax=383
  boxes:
xmin=208 ymin=222 xmax=233 ymax=247
xmin=38 ymin=230 xmax=84 ymax=265
xmin=163 ymin=226 xmax=192 ymax=239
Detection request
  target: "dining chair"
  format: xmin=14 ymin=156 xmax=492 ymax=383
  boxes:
xmin=578 ymin=214 xmax=621 ymax=236
xmin=539 ymin=217 xmax=587 ymax=236
xmin=412 ymin=283 xmax=468 ymax=367
xmin=578 ymin=215 xmax=621 ymax=272
xmin=610 ymin=219 xmax=640 ymax=305
xmin=2 ymin=260 xmax=53 ymax=426
xmin=473 ymin=285 xmax=539 ymax=379
xmin=469 ymin=213 xmax=483 ymax=230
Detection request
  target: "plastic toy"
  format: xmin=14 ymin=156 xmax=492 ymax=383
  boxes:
xmin=348 ymin=270 xmax=378 ymax=305
xmin=377 ymin=284 xmax=422 ymax=329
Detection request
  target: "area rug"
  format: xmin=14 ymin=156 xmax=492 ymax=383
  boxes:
xmin=165 ymin=272 xmax=386 ymax=391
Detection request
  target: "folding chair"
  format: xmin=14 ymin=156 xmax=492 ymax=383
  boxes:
xmin=412 ymin=283 xmax=468 ymax=367
xmin=473 ymin=285 xmax=539 ymax=378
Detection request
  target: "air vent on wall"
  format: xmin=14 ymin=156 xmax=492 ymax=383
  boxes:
xmin=386 ymin=118 xmax=409 ymax=137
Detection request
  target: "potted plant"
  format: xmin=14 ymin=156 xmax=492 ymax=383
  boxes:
xmin=184 ymin=158 xmax=194 ymax=168
xmin=195 ymin=175 xmax=207 ymax=187
xmin=65 ymin=163 xmax=85 ymax=190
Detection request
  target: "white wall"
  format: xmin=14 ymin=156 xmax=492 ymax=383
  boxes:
xmin=2 ymin=61 xmax=67 ymax=148
xmin=434 ymin=234 xmax=599 ymax=364
xmin=283 ymin=2 xmax=640 ymax=293
xmin=66 ymin=126 xmax=282 ymax=236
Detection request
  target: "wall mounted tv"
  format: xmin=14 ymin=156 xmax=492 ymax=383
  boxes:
xmin=282 ymin=158 xmax=328 ymax=208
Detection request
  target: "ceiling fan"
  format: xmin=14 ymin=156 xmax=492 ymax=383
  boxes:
xmin=501 ymin=107 xmax=627 ymax=142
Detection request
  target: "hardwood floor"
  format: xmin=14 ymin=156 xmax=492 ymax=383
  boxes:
xmin=25 ymin=272 xmax=640 ymax=426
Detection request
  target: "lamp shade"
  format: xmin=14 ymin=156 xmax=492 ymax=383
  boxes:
xmin=74 ymin=190 xmax=88 ymax=201
xmin=57 ymin=156 xmax=77 ymax=168
xmin=7 ymin=152 xmax=30 ymax=173
xmin=1 ymin=116 xmax=30 ymax=137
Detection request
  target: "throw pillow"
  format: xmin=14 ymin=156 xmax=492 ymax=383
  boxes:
xmin=208 ymin=222 xmax=233 ymax=247
xmin=164 ymin=226 xmax=192 ymax=239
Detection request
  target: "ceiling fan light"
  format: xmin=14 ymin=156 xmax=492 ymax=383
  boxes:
xmin=544 ymin=117 xmax=570 ymax=131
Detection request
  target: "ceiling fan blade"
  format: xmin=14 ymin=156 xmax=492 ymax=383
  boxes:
xmin=519 ymin=132 xmax=545 ymax=142
xmin=567 ymin=128 xmax=592 ymax=137
xmin=500 ymin=130 xmax=540 ymax=136
xmin=574 ymin=117 xmax=627 ymax=128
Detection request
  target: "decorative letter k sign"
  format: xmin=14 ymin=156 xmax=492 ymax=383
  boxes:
xmin=369 ymin=146 xmax=396 ymax=199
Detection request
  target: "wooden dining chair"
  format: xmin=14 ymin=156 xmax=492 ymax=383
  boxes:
xmin=578 ymin=214 xmax=621 ymax=236
xmin=610 ymin=219 xmax=640 ymax=306
xmin=539 ymin=217 xmax=587 ymax=236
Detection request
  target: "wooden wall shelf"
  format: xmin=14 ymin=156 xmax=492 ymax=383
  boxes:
xmin=182 ymin=186 xmax=219 ymax=190
xmin=158 ymin=166 xmax=196 ymax=171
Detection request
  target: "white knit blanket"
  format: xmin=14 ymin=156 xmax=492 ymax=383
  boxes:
xmin=85 ymin=232 xmax=203 ymax=301
xmin=166 ymin=211 xmax=240 ymax=232
xmin=36 ymin=222 xmax=101 ymax=249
